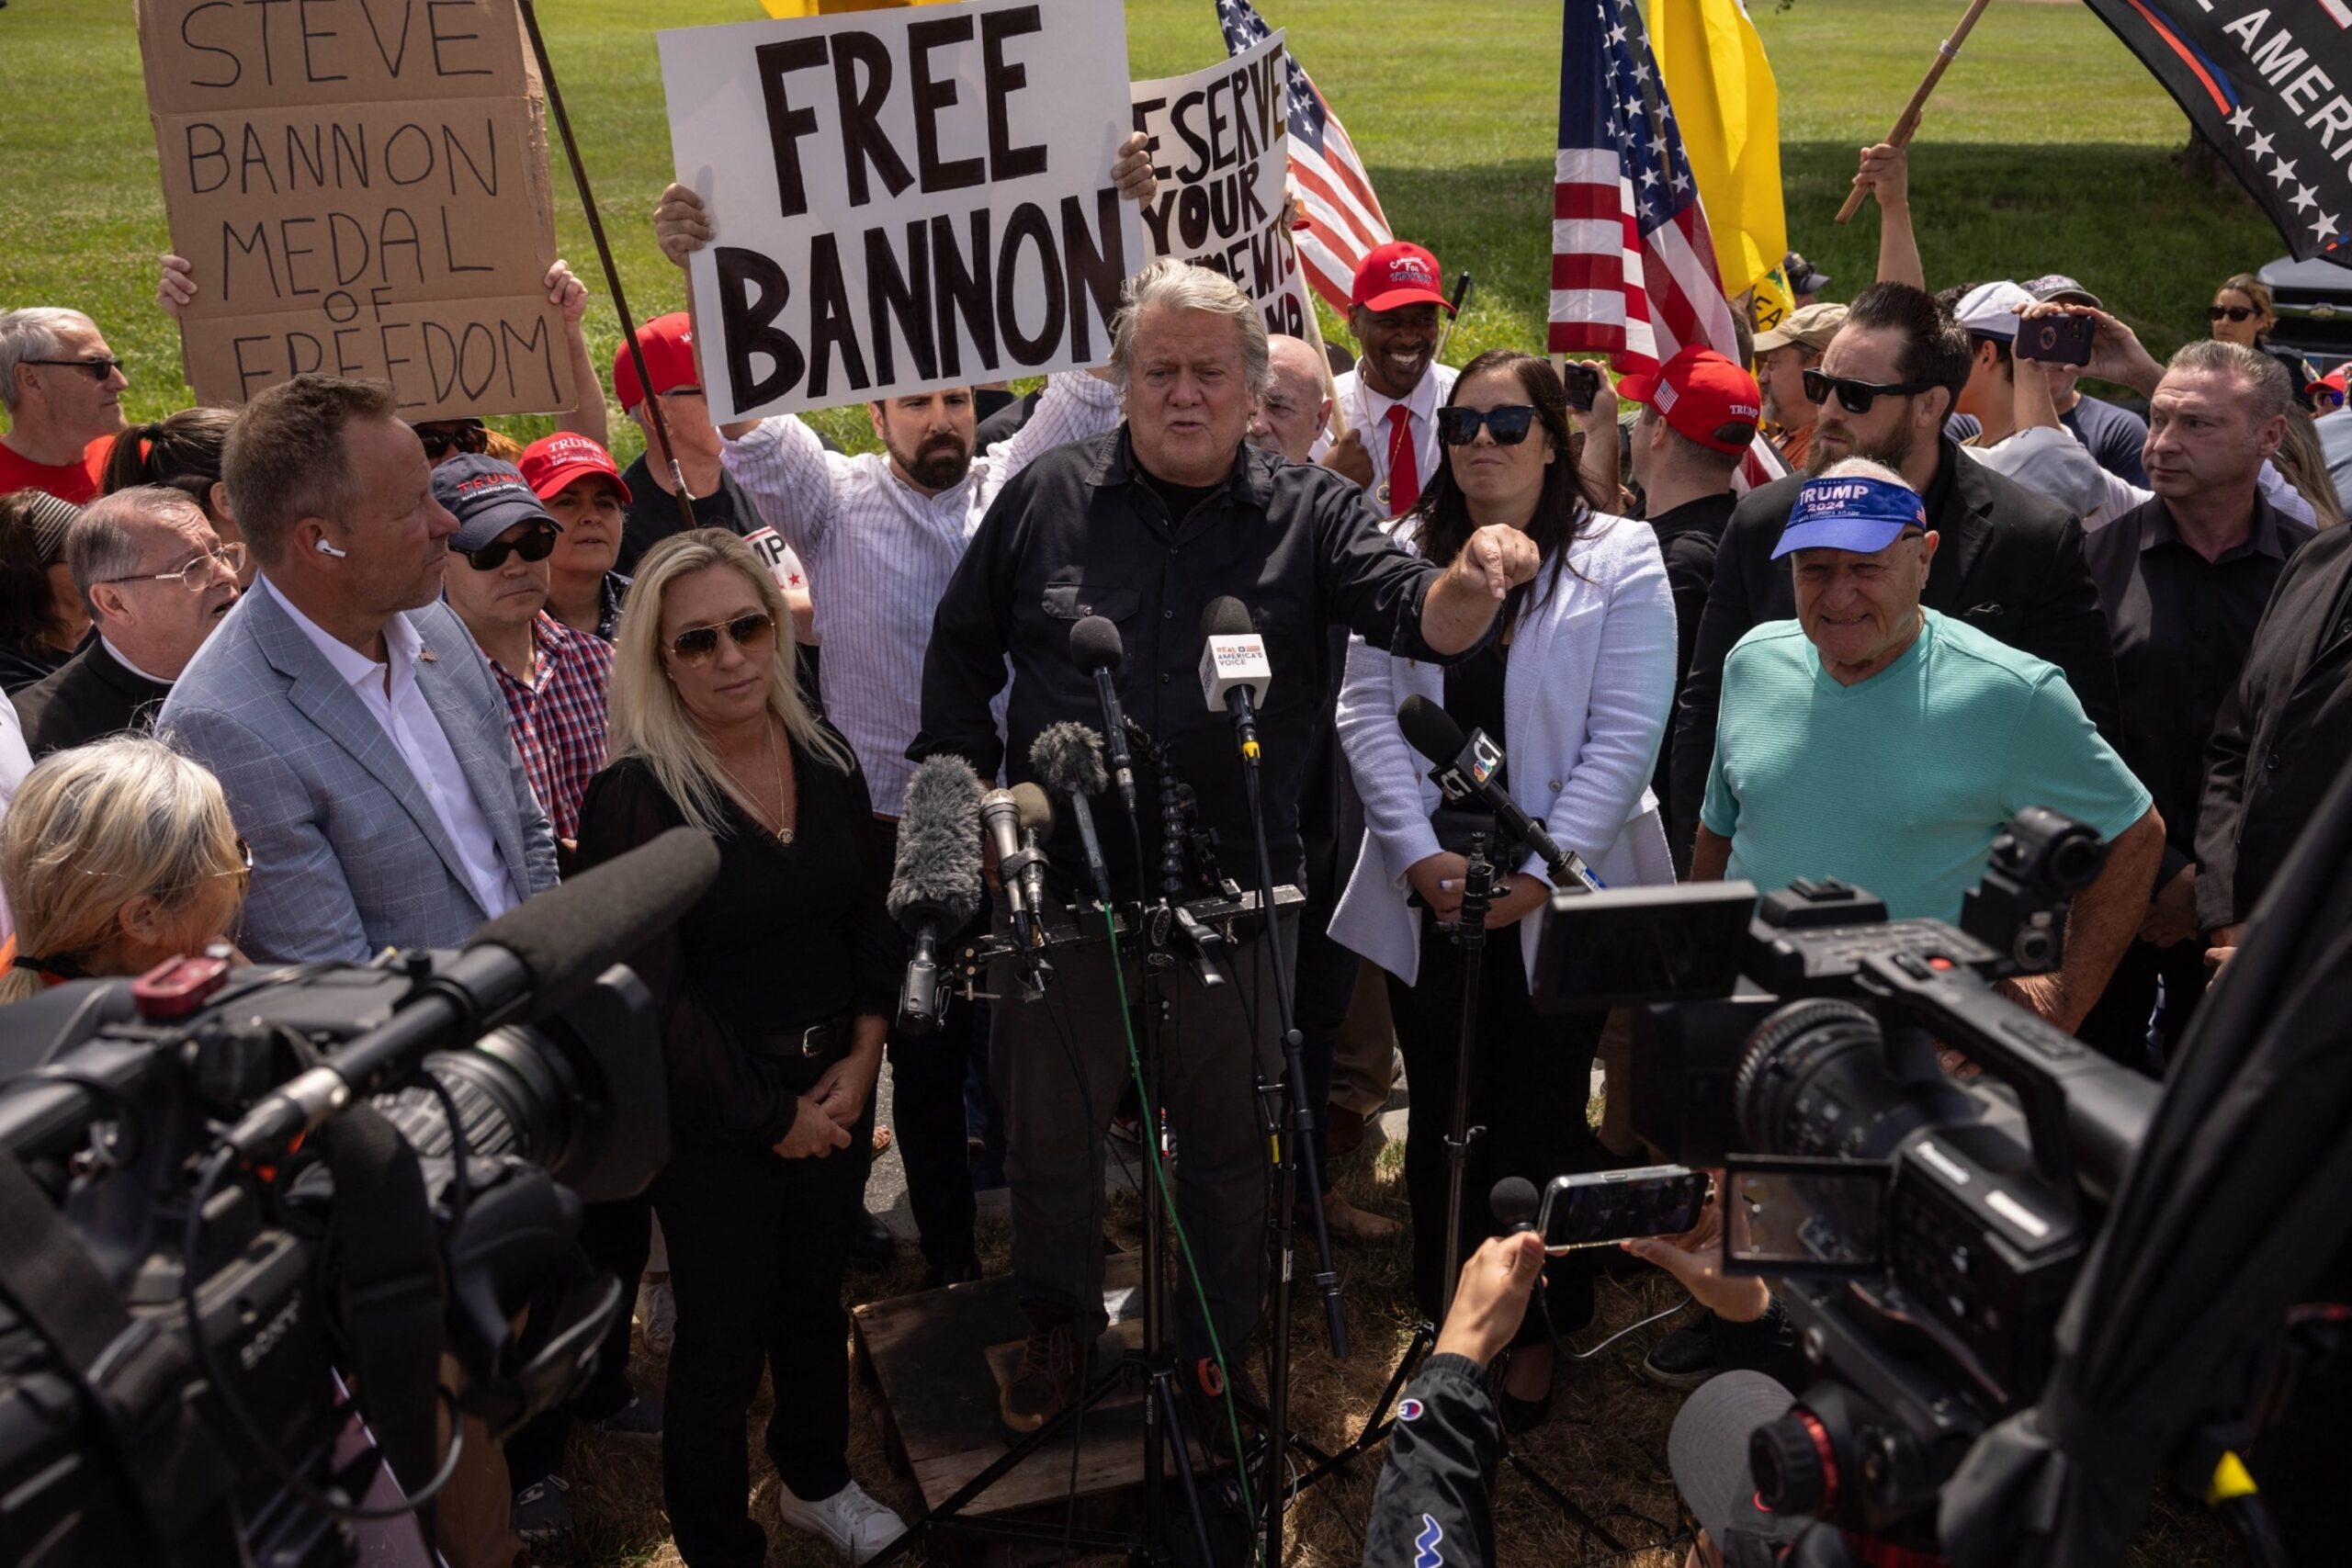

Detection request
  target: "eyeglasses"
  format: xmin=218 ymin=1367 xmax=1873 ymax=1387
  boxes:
xmin=668 ymin=611 xmax=777 ymax=667
xmin=25 ymin=355 xmax=125 ymax=381
xmin=2209 ymin=305 xmax=2258 ymax=323
xmin=215 ymin=836 xmax=254 ymax=894
xmin=413 ymin=420 xmax=489 ymax=460
xmin=1437 ymin=404 xmax=1539 ymax=446
xmin=461 ymin=525 xmax=559 ymax=571
xmin=99 ymin=542 xmax=245 ymax=591
xmin=1802 ymin=369 xmax=1942 ymax=415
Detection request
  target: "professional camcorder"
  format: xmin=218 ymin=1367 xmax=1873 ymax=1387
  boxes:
xmin=1534 ymin=808 xmax=2162 ymax=1556
xmin=0 ymin=829 xmax=717 ymax=1568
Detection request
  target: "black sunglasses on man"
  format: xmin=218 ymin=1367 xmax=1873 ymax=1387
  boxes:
xmin=1803 ymin=368 xmax=1941 ymax=415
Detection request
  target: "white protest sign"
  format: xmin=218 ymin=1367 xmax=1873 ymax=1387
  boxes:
xmin=1130 ymin=30 xmax=1314 ymax=341
xmin=660 ymin=0 xmax=1143 ymax=423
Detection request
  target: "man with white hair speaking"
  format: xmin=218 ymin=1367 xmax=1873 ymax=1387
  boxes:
xmin=1693 ymin=460 xmax=2163 ymax=1034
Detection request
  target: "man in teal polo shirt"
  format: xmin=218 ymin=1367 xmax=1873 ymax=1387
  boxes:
xmin=1693 ymin=458 xmax=2165 ymax=1032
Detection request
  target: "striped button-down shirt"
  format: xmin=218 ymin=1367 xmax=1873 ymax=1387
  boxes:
xmin=486 ymin=611 xmax=614 ymax=841
xmin=722 ymin=373 xmax=1121 ymax=812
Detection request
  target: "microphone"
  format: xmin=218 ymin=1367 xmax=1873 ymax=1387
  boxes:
xmin=1395 ymin=694 xmax=1603 ymax=894
xmin=1069 ymin=616 xmax=1139 ymax=822
xmin=1031 ymin=722 xmax=1116 ymax=910
xmin=1490 ymin=1175 xmax=1542 ymax=1236
xmin=979 ymin=787 xmax=1044 ymax=941
xmin=1008 ymin=782 xmax=1056 ymax=929
xmin=886 ymin=755 xmax=986 ymax=1034
xmin=1199 ymin=596 xmax=1272 ymax=760
xmin=224 ymin=828 xmax=723 ymax=1159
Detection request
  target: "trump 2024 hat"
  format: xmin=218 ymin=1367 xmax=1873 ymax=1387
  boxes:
xmin=1351 ymin=242 xmax=1452 ymax=313
xmin=433 ymin=456 xmax=562 ymax=555
xmin=1618 ymin=347 xmax=1763 ymax=456
xmin=520 ymin=433 xmax=632 ymax=506
xmin=1772 ymin=471 xmax=1928 ymax=560
xmin=612 ymin=311 xmax=699 ymax=413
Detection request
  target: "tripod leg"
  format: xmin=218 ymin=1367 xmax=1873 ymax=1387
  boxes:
xmin=1156 ymin=1365 xmax=1222 ymax=1568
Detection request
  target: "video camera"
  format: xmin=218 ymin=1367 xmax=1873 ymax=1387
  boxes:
xmin=0 ymin=829 xmax=716 ymax=1567
xmin=1533 ymin=809 xmax=2162 ymax=1553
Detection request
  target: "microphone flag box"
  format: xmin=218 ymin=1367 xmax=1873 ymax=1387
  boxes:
xmin=1200 ymin=633 xmax=1272 ymax=707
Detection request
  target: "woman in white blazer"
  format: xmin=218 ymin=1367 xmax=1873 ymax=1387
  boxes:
xmin=1329 ymin=350 xmax=1678 ymax=1426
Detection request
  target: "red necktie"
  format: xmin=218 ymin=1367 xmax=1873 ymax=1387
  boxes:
xmin=1385 ymin=404 xmax=1420 ymax=516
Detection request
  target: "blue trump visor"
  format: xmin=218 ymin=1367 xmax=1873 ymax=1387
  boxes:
xmin=1771 ymin=474 xmax=1928 ymax=560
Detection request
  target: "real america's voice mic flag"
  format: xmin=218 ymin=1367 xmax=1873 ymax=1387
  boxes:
xmin=2083 ymin=0 xmax=2352 ymax=261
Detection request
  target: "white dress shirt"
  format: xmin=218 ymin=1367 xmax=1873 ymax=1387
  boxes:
xmin=1313 ymin=362 xmax=1460 ymax=517
xmin=722 ymin=372 xmax=1122 ymax=811
xmin=258 ymin=576 xmax=517 ymax=919
xmin=0 ymin=688 xmax=30 ymax=942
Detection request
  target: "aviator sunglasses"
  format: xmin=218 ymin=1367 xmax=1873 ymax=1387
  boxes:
xmin=1437 ymin=404 xmax=1538 ymax=446
xmin=668 ymin=611 xmax=778 ymax=667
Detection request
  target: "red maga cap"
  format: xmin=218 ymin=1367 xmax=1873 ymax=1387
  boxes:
xmin=1351 ymin=242 xmax=1452 ymax=313
xmin=520 ymin=432 xmax=631 ymax=504
xmin=612 ymin=311 xmax=699 ymax=413
xmin=1617 ymin=347 xmax=1762 ymax=456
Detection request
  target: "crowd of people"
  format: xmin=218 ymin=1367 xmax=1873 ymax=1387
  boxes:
xmin=1 ymin=125 xmax=2346 ymax=1568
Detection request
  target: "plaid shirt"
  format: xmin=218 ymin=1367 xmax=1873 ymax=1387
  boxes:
xmin=487 ymin=612 xmax=613 ymax=840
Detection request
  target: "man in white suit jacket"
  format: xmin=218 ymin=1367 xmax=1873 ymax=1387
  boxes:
xmin=161 ymin=376 xmax=558 ymax=964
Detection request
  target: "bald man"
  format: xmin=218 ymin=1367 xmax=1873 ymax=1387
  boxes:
xmin=1248 ymin=333 xmax=1336 ymax=465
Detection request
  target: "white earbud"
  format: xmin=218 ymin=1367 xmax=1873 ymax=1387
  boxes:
xmin=314 ymin=537 xmax=347 ymax=558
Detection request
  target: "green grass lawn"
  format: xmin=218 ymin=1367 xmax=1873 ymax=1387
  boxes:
xmin=0 ymin=0 xmax=2283 ymax=460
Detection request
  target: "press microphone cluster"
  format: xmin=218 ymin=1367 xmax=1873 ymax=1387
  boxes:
xmin=1199 ymin=596 xmax=1272 ymax=760
xmin=1069 ymin=616 xmax=1139 ymax=823
xmin=888 ymin=755 xmax=987 ymax=1033
xmin=1396 ymin=694 xmax=1603 ymax=893
xmin=982 ymin=784 xmax=1057 ymax=958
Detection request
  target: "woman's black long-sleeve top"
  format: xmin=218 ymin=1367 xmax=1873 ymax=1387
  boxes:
xmin=572 ymin=729 xmax=900 ymax=1146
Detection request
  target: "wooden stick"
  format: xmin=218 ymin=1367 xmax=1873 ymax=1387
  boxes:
xmin=1283 ymin=223 xmax=1349 ymax=440
xmin=1834 ymin=0 xmax=1996 ymax=225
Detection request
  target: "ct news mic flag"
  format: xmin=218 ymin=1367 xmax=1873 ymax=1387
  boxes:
xmin=2082 ymin=1 xmax=2352 ymax=261
xmin=1215 ymin=0 xmax=1396 ymax=313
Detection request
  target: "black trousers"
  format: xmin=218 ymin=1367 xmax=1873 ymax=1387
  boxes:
xmin=1386 ymin=923 xmax=1604 ymax=1345
xmin=873 ymin=818 xmax=980 ymax=1269
xmin=1291 ymin=896 xmax=1361 ymax=1198
xmin=2075 ymin=936 xmax=2210 ymax=1072
xmin=654 ymin=1133 xmax=865 ymax=1568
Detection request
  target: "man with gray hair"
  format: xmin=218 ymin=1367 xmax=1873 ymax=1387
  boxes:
xmin=2074 ymin=339 xmax=2312 ymax=1069
xmin=0 ymin=308 xmax=130 ymax=503
xmin=1694 ymin=457 xmax=2163 ymax=1034
xmin=14 ymin=487 xmax=240 ymax=755
xmin=912 ymin=255 xmax=1541 ymax=1437
xmin=157 ymin=373 xmax=557 ymax=965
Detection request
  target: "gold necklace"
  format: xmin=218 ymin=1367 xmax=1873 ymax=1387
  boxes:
xmin=768 ymin=719 xmax=796 ymax=846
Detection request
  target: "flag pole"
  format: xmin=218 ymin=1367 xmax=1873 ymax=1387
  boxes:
xmin=516 ymin=0 xmax=700 ymax=534
xmin=1281 ymin=214 xmax=1349 ymax=441
xmin=1832 ymin=0 xmax=1996 ymax=225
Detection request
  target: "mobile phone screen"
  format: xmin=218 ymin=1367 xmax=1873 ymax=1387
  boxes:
xmin=1538 ymin=1165 xmax=1711 ymax=1252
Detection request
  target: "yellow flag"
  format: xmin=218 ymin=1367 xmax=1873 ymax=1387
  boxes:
xmin=1653 ymin=0 xmax=1792 ymax=323
xmin=760 ymin=0 xmax=960 ymax=15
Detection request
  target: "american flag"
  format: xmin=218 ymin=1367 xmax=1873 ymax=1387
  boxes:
xmin=1216 ymin=0 xmax=1393 ymax=312
xmin=1553 ymin=0 xmax=1784 ymax=484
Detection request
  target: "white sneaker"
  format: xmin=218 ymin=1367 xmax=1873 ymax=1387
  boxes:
xmin=774 ymin=1479 xmax=905 ymax=1563
xmin=635 ymin=1278 xmax=675 ymax=1355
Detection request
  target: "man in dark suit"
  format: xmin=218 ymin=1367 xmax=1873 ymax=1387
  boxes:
xmin=15 ymin=485 xmax=239 ymax=755
xmin=2197 ymin=520 xmax=2352 ymax=971
xmin=1668 ymin=282 xmax=2120 ymax=852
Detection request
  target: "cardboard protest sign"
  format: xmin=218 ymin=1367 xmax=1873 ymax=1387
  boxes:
xmin=1131 ymin=30 xmax=1315 ymax=341
xmin=135 ymin=0 xmax=574 ymax=418
xmin=660 ymin=0 xmax=1144 ymax=423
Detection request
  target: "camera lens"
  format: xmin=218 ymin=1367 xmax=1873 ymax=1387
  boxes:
xmin=1734 ymin=999 xmax=1976 ymax=1160
xmin=1751 ymin=1411 xmax=1832 ymax=1514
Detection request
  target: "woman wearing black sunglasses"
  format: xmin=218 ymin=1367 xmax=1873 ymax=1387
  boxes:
xmin=1328 ymin=350 xmax=1679 ymax=1430
xmin=2211 ymin=272 xmax=2317 ymax=398
xmin=572 ymin=529 xmax=905 ymax=1563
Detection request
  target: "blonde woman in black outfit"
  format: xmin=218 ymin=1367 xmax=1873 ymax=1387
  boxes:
xmin=573 ymin=529 xmax=905 ymax=1564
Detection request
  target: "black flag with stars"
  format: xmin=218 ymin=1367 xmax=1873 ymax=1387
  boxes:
xmin=2083 ymin=0 xmax=2352 ymax=262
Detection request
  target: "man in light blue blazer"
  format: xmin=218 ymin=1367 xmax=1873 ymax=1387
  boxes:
xmin=160 ymin=375 xmax=559 ymax=964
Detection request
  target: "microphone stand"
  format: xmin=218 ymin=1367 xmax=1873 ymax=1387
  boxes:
xmin=1227 ymin=717 xmax=1348 ymax=1568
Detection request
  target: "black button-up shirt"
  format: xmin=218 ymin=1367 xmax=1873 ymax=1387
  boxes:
xmin=911 ymin=426 xmax=1464 ymax=894
xmin=2082 ymin=492 xmax=2312 ymax=872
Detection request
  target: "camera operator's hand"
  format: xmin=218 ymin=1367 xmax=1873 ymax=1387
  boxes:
xmin=774 ymin=1096 xmax=854 ymax=1159
xmin=1434 ymin=1231 xmax=1548 ymax=1366
xmin=2141 ymin=864 xmax=2199 ymax=948
xmin=1623 ymin=1186 xmax=1773 ymax=1324
xmin=1407 ymin=852 xmax=1468 ymax=922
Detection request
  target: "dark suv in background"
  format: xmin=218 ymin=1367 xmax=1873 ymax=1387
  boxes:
xmin=2257 ymin=254 xmax=2352 ymax=373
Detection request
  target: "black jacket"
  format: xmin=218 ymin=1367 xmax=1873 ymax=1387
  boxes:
xmin=1668 ymin=438 xmax=2120 ymax=852
xmin=1645 ymin=491 xmax=1736 ymax=873
xmin=13 ymin=640 xmax=173 ymax=756
xmin=2197 ymin=521 xmax=2352 ymax=933
xmin=1362 ymin=1355 xmax=1498 ymax=1568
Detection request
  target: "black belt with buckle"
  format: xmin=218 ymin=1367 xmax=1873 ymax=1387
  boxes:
xmin=743 ymin=1013 xmax=849 ymax=1065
